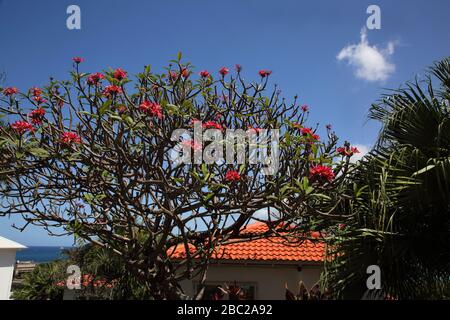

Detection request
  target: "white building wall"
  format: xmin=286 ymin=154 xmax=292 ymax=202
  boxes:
xmin=0 ymin=249 xmax=17 ymax=300
xmin=179 ymin=262 xmax=323 ymax=300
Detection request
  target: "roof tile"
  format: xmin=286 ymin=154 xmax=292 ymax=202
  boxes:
xmin=170 ymin=222 xmax=325 ymax=262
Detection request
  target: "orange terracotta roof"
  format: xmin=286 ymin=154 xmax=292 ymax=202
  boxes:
xmin=170 ymin=222 xmax=325 ymax=263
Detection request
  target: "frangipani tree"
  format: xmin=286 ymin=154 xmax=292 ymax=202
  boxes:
xmin=0 ymin=54 xmax=353 ymax=299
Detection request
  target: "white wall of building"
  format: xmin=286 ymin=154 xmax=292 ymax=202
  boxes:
xmin=0 ymin=249 xmax=17 ymax=300
xmin=179 ymin=262 xmax=323 ymax=300
xmin=0 ymin=236 xmax=26 ymax=300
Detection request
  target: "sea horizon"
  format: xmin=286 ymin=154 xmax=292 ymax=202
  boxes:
xmin=16 ymin=246 xmax=73 ymax=263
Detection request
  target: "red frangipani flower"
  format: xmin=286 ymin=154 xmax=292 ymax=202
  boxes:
xmin=202 ymin=121 xmax=223 ymax=130
xmin=73 ymin=57 xmax=84 ymax=64
xmin=300 ymin=127 xmax=313 ymax=136
xmin=113 ymin=68 xmax=127 ymax=80
xmin=309 ymin=164 xmax=335 ymax=183
xmin=235 ymin=64 xmax=242 ymax=73
xmin=337 ymin=146 xmax=360 ymax=157
xmin=103 ymin=85 xmax=122 ymax=97
xmin=139 ymin=100 xmax=163 ymax=119
xmin=301 ymin=105 xmax=309 ymax=112
xmin=199 ymin=70 xmax=210 ymax=78
xmin=181 ymin=68 xmax=190 ymax=78
xmin=87 ymin=72 xmax=105 ymax=86
xmin=11 ymin=121 xmax=34 ymax=134
xmin=3 ymin=87 xmax=18 ymax=96
xmin=30 ymin=87 xmax=42 ymax=97
xmin=29 ymin=108 xmax=46 ymax=125
xmin=336 ymin=147 xmax=346 ymax=156
xmin=299 ymin=127 xmax=320 ymax=141
xmin=61 ymin=132 xmax=81 ymax=146
xmin=247 ymin=126 xmax=264 ymax=134
xmin=169 ymin=71 xmax=178 ymax=81
xmin=258 ymin=70 xmax=272 ymax=77
xmin=219 ymin=67 xmax=229 ymax=76
xmin=225 ymin=170 xmax=241 ymax=182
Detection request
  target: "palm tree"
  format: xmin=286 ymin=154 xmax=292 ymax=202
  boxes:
xmin=325 ymin=58 xmax=450 ymax=299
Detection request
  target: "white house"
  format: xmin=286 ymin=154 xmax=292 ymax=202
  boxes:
xmin=0 ymin=236 xmax=26 ymax=300
xmin=174 ymin=222 xmax=326 ymax=300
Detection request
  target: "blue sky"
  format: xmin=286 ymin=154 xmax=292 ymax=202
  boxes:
xmin=0 ymin=0 xmax=449 ymax=246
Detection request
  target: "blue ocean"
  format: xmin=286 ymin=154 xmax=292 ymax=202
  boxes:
xmin=16 ymin=246 xmax=71 ymax=263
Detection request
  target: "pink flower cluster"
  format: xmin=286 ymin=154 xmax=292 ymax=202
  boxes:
xmin=139 ymin=100 xmax=163 ymax=119
xmin=309 ymin=165 xmax=335 ymax=183
xmin=29 ymin=108 xmax=46 ymax=125
xmin=337 ymin=145 xmax=360 ymax=157
xmin=61 ymin=132 xmax=81 ymax=146
xmin=73 ymin=57 xmax=84 ymax=64
xmin=103 ymin=85 xmax=122 ymax=97
xmin=258 ymin=70 xmax=272 ymax=77
xmin=225 ymin=170 xmax=241 ymax=182
xmin=30 ymin=86 xmax=47 ymax=105
xmin=202 ymin=121 xmax=223 ymax=130
xmin=219 ymin=67 xmax=229 ymax=76
xmin=87 ymin=72 xmax=105 ymax=86
xmin=113 ymin=68 xmax=127 ymax=80
xmin=199 ymin=70 xmax=210 ymax=78
xmin=300 ymin=127 xmax=320 ymax=141
xmin=11 ymin=121 xmax=34 ymax=134
xmin=3 ymin=87 xmax=18 ymax=96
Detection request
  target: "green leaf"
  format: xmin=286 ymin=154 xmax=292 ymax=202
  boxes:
xmin=280 ymin=184 xmax=291 ymax=196
xmin=311 ymin=193 xmax=331 ymax=201
xmin=15 ymin=151 xmax=24 ymax=159
xmin=109 ymin=115 xmax=123 ymax=122
xmin=28 ymin=147 xmax=49 ymax=158
xmin=99 ymin=100 xmax=112 ymax=115
xmin=124 ymin=116 xmax=135 ymax=126
xmin=412 ymin=164 xmax=436 ymax=177
xmin=203 ymin=193 xmax=215 ymax=202
xmin=84 ymin=194 xmax=94 ymax=204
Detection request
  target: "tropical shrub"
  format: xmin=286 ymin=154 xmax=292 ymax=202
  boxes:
xmin=12 ymin=261 xmax=66 ymax=300
xmin=325 ymin=58 xmax=450 ymax=299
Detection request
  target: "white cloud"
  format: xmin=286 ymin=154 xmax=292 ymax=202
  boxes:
xmin=337 ymin=28 xmax=396 ymax=82
xmin=350 ymin=144 xmax=370 ymax=163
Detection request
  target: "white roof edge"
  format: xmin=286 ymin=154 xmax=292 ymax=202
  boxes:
xmin=0 ymin=236 xmax=27 ymax=249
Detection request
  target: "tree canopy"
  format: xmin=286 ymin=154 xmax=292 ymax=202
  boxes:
xmin=0 ymin=55 xmax=354 ymax=299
